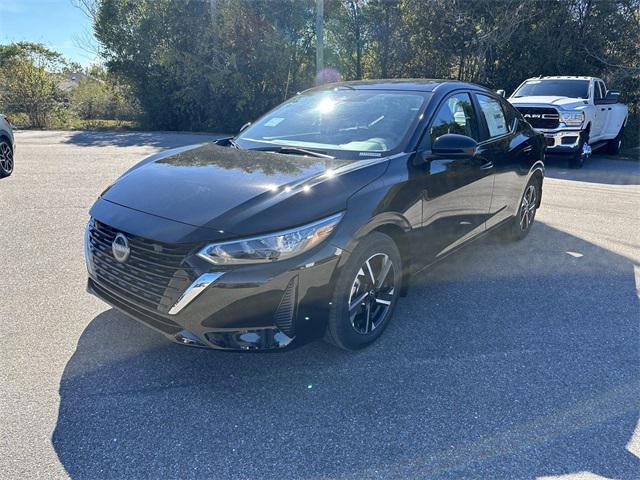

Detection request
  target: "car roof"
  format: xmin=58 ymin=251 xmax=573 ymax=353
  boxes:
xmin=308 ymin=79 xmax=493 ymax=94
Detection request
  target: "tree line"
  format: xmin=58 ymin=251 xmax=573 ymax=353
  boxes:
xmin=0 ymin=42 xmax=139 ymax=129
xmin=1 ymin=0 xmax=638 ymax=144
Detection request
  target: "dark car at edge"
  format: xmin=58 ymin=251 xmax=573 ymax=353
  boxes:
xmin=85 ymin=79 xmax=545 ymax=351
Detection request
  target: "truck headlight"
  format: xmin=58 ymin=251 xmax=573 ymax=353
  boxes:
xmin=197 ymin=213 xmax=343 ymax=265
xmin=560 ymin=112 xmax=584 ymax=126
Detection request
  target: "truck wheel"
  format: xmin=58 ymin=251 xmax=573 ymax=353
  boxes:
xmin=569 ymin=130 xmax=591 ymax=169
xmin=604 ymin=126 xmax=624 ymax=155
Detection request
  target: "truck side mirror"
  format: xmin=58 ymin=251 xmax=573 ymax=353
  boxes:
xmin=496 ymin=89 xmax=506 ymax=97
xmin=605 ymin=90 xmax=620 ymax=103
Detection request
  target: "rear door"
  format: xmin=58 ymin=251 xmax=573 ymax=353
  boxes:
xmin=419 ymin=91 xmax=493 ymax=259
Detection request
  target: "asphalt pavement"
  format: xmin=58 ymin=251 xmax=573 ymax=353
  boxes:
xmin=1 ymin=130 xmax=639 ymax=480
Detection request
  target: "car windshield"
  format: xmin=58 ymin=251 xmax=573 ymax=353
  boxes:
xmin=513 ymin=80 xmax=590 ymax=99
xmin=236 ymin=89 xmax=428 ymax=155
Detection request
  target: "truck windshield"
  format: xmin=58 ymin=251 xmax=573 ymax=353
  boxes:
xmin=513 ymin=80 xmax=590 ymax=99
xmin=236 ymin=89 xmax=428 ymax=155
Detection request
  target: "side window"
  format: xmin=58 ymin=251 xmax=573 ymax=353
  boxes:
xmin=477 ymin=94 xmax=508 ymax=138
xmin=500 ymin=98 xmax=518 ymax=131
xmin=429 ymin=93 xmax=479 ymax=144
xmin=595 ymin=82 xmax=604 ymax=101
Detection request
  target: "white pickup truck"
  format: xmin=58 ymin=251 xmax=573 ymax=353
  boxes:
xmin=508 ymin=76 xmax=628 ymax=168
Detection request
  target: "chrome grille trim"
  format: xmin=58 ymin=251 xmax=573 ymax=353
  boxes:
xmin=168 ymin=272 xmax=224 ymax=315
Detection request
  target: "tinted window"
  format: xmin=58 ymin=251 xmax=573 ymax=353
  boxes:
xmin=477 ymin=94 xmax=508 ymax=138
xmin=429 ymin=93 xmax=479 ymax=143
xmin=513 ymin=80 xmax=590 ymax=99
xmin=238 ymin=89 xmax=427 ymax=154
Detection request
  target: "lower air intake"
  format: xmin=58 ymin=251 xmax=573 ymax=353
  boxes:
xmin=274 ymin=277 xmax=298 ymax=337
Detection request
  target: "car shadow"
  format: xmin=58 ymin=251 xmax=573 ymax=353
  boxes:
xmin=52 ymin=222 xmax=639 ymax=479
xmin=61 ymin=130 xmax=225 ymax=149
xmin=544 ymin=154 xmax=640 ymax=185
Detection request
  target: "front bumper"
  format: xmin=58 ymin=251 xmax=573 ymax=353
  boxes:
xmin=87 ymin=240 xmax=344 ymax=351
xmin=539 ymin=129 xmax=583 ymax=153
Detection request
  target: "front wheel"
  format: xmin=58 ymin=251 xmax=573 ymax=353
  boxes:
xmin=569 ymin=130 xmax=591 ymax=169
xmin=324 ymin=232 xmax=402 ymax=351
xmin=502 ymin=177 xmax=540 ymax=242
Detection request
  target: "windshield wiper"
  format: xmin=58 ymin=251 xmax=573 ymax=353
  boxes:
xmin=215 ymin=137 xmax=240 ymax=148
xmin=256 ymin=145 xmax=334 ymax=159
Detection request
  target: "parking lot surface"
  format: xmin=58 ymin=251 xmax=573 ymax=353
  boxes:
xmin=1 ymin=130 xmax=639 ymax=479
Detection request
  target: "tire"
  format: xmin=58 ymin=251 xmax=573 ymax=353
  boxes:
xmin=502 ymin=176 xmax=541 ymax=242
xmin=569 ymin=129 xmax=591 ymax=169
xmin=324 ymin=232 xmax=402 ymax=351
xmin=604 ymin=126 xmax=624 ymax=155
xmin=0 ymin=140 xmax=13 ymax=178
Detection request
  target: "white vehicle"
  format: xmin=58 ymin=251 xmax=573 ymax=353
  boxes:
xmin=508 ymin=76 xmax=628 ymax=168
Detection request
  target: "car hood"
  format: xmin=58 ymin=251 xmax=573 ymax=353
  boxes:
xmin=509 ymin=95 xmax=589 ymax=110
xmin=99 ymin=143 xmax=388 ymax=236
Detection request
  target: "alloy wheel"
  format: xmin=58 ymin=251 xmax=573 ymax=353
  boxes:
xmin=0 ymin=142 xmax=13 ymax=174
xmin=519 ymin=184 xmax=537 ymax=231
xmin=348 ymin=253 xmax=396 ymax=334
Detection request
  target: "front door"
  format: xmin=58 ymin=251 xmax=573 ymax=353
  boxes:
xmin=419 ymin=92 xmax=493 ymax=260
xmin=592 ymin=81 xmax=608 ymax=141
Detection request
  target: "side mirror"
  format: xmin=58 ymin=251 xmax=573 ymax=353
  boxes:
xmin=431 ymin=134 xmax=478 ymax=157
xmin=605 ymin=90 xmax=620 ymax=103
xmin=496 ymin=89 xmax=506 ymax=97
xmin=239 ymin=122 xmax=251 ymax=133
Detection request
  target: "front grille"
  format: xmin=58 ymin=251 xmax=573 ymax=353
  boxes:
xmin=88 ymin=220 xmax=196 ymax=314
xmin=515 ymin=107 xmax=560 ymax=129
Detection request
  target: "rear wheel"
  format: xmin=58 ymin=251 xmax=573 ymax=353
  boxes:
xmin=325 ymin=232 xmax=402 ymax=351
xmin=502 ymin=177 xmax=540 ymax=242
xmin=0 ymin=140 xmax=13 ymax=177
xmin=604 ymin=126 xmax=624 ymax=155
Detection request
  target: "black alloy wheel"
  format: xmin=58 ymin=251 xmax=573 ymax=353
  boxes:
xmin=325 ymin=232 xmax=402 ymax=350
xmin=502 ymin=177 xmax=540 ymax=242
xmin=348 ymin=252 xmax=396 ymax=335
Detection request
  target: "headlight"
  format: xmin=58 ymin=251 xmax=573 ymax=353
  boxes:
xmin=560 ymin=111 xmax=584 ymax=126
xmin=197 ymin=213 xmax=343 ymax=265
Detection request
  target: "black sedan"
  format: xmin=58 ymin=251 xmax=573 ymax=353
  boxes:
xmin=85 ymin=80 xmax=545 ymax=351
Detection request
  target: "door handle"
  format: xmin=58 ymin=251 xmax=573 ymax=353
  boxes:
xmin=523 ymin=145 xmax=533 ymax=153
xmin=480 ymin=160 xmax=494 ymax=170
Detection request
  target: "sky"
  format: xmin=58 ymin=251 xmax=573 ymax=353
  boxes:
xmin=0 ymin=0 xmax=99 ymax=67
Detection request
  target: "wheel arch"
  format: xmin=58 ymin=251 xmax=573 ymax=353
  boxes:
xmin=0 ymin=133 xmax=12 ymax=147
xmin=348 ymin=213 xmax=413 ymax=297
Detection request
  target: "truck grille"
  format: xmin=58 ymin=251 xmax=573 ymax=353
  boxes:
xmin=88 ymin=220 xmax=196 ymax=314
xmin=515 ymin=107 xmax=560 ymax=129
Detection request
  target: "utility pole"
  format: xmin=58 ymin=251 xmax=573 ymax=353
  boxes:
xmin=316 ymin=0 xmax=324 ymax=75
